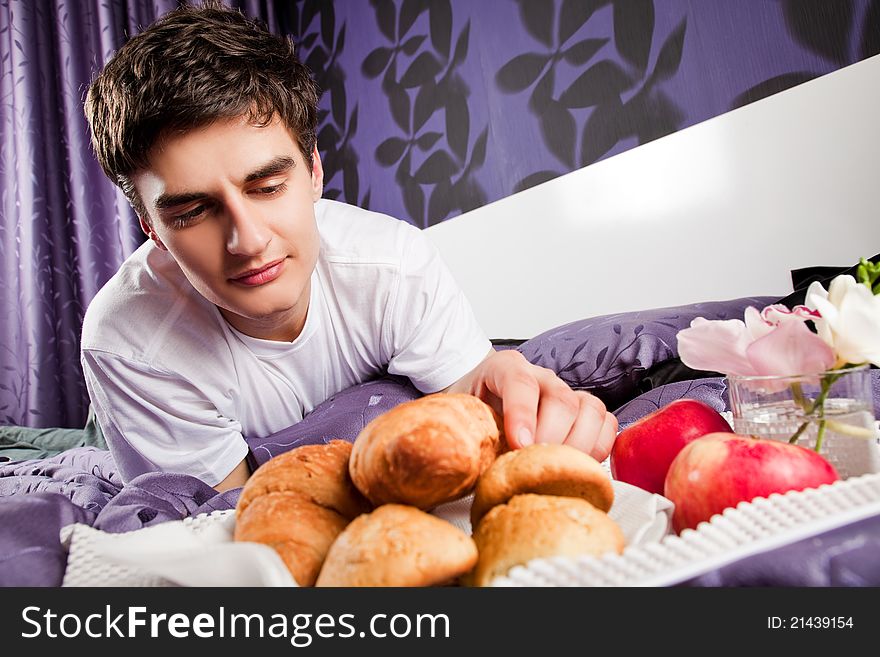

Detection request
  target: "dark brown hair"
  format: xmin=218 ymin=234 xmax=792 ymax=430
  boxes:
xmin=85 ymin=3 xmax=319 ymax=218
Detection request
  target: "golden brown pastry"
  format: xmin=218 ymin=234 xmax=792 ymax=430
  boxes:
xmin=470 ymin=443 xmax=614 ymax=526
xmin=236 ymin=440 xmax=371 ymax=521
xmin=315 ymin=504 xmax=478 ymax=587
xmin=233 ymin=441 xmax=371 ymax=585
xmin=468 ymin=494 xmax=625 ymax=587
xmin=234 ymin=492 xmax=349 ymax=587
xmin=349 ymin=393 xmax=503 ymax=509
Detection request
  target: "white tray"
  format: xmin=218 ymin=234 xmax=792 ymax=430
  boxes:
xmin=490 ymin=470 xmax=880 ymax=586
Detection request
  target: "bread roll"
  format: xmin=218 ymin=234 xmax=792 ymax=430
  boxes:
xmin=470 ymin=443 xmax=614 ymax=526
xmin=234 ymin=492 xmax=349 ymax=586
xmin=349 ymin=393 xmax=503 ymax=509
xmin=315 ymin=504 xmax=478 ymax=587
xmin=233 ymin=441 xmax=370 ymax=586
xmin=468 ymin=494 xmax=625 ymax=587
xmin=236 ymin=440 xmax=370 ymax=520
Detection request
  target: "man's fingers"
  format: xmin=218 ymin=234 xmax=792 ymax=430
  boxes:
xmin=490 ymin=352 xmax=541 ymax=448
xmin=483 ymin=352 xmax=614 ymax=456
xmin=557 ymin=391 xmax=607 ymax=456
xmin=591 ymin=409 xmax=619 ymax=463
xmin=533 ymin=382 xmax=582 ymax=445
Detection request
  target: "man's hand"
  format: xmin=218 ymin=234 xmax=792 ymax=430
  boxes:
xmin=444 ymin=349 xmax=618 ymax=462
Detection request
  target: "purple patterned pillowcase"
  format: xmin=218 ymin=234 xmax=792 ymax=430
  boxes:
xmin=612 ymin=377 xmax=730 ymax=428
xmin=244 ymin=375 xmax=421 ymax=469
xmin=517 ymin=296 xmax=776 ymax=410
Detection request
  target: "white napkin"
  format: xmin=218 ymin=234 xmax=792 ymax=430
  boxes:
xmin=606 ymin=479 xmax=674 ymax=544
xmin=62 ymin=512 xmax=297 ymax=587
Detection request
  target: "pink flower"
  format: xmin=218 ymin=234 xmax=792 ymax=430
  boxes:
xmin=677 ymin=305 xmax=835 ymax=378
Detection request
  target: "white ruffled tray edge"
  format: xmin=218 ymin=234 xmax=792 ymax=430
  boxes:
xmin=491 ymin=471 xmax=880 ymax=587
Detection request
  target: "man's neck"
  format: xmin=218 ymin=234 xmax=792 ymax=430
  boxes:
xmin=219 ymin=283 xmax=311 ymax=343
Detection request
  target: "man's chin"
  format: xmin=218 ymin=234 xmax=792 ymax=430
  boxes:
xmin=218 ymin=296 xmax=307 ymax=341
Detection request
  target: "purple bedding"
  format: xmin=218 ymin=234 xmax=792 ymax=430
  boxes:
xmin=3 ymin=295 xmax=879 ymax=587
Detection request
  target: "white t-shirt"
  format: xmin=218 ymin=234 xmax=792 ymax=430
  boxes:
xmin=80 ymin=199 xmax=490 ymax=486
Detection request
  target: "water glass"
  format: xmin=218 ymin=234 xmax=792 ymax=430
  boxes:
xmin=727 ymin=365 xmax=879 ymax=479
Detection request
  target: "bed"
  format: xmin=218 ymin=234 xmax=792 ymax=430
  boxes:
xmin=5 ymin=57 xmax=880 ymax=588
xmin=3 ymin=292 xmax=880 ymax=587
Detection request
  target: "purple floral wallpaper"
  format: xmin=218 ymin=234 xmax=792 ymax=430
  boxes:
xmin=286 ymin=0 xmax=879 ymax=227
xmin=1 ymin=0 xmax=878 ymax=428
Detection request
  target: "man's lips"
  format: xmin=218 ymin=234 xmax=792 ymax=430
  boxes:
xmin=230 ymin=258 xmax=286 ymax=286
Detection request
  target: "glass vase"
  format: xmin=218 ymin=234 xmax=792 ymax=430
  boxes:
xmin=727 ymin=365 xmax=879 ymax=479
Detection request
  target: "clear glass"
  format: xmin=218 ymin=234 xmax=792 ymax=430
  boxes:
xmin=727 ymin=365 xmax=879 ymax=479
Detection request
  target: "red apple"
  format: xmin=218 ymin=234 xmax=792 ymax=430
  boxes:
xmin=664 ymin=433 xmax=840 ymax=533
xmin=610 ymin=399 xmax=733 ymax=495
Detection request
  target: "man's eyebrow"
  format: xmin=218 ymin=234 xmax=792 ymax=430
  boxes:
xmin=155 ymin=191 xmax=209 ymax=211
xmin=154 ymin=156 xmax=297 ymax=211
xmin=243 ymin=156 xmax=296 ymax=183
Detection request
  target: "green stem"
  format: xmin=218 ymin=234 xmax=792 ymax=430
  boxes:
xmin=824 ymin=419 xmax=877 ymax=439
xmin=810 ymin=375 xmax=838 ymax=453
xmin=789 ymin=421 xmax=809 ymax=444
xmin=788 ymin=382 xmax=811 ymax=444
xmin=806 ymin=372 xmax=841 ymax=415
xmin=791 ymin=382 xmax=807 ymax=409
xmin=785 ymin=366 xmax=866 ymax=450
xmin=790 ymin=372 xmax=845 ymax=452
xmin=815 ymin=413 xmax=827 ymax=453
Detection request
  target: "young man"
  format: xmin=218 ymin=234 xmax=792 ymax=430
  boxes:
xmin=81 ymin=4 xmax=617 ymax=492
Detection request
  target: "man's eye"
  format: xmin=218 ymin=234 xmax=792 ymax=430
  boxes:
xmin=252 ymin=182 xmax=287 ymax=196
xmin=170 ymin=205 xmax=206 ymax=226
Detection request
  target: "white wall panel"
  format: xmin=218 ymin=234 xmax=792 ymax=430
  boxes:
xmin=426 ymin=54 xmax=880 ymax=338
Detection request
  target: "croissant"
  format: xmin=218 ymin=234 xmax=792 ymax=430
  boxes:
xmin=468 ymin=494 xmax=625 ymax=587
xmin=470 ymin=443 xmax=614 ymax=526
xmin=233 ymin=440 xmax=371 ymax=586
xmin=315 ymin=504 xmax=478 ymax=587
xmin=348 ymin=393 xmax=504 ymax=509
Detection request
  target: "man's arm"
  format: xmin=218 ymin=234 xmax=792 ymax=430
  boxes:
xmin=444 ymin=349 xmax=618 ymax=462
xmin=82 ymin=349 xmax=252 ymax=488
xmin=215 ymin=457 xmax=251 ymax=492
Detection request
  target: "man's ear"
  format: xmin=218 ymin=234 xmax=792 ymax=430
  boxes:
xmin=139 ymin=215 xmax=167 ymax=251
xmin=310 ymin=146 xmax=324 ymax=203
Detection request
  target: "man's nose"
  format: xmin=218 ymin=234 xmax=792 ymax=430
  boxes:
xmin=225 ymin=199 xmax=271 ymax=256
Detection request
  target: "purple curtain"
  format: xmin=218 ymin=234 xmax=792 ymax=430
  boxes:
xmin=0 ymin=0 xmax=276 ymax=428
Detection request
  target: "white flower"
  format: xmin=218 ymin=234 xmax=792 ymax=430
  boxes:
xmin=806 ymin=274 xmax=880 ymax=367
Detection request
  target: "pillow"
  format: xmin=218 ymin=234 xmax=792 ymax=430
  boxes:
xmin=611 ymin=377 xmax=729 ymax=430
xmin=517 ymin=296 xmax=776 ymax=410
xmin=245 ymin=375 xmax=422 ymax=469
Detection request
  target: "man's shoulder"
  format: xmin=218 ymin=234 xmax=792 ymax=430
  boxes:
xmin=316 ymin=199 xmax=419 ymax=263
xmin=81 ymin=241 xmax=220 ymax=362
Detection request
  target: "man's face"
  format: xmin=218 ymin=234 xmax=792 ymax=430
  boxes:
xmin=133 ymin=115 xmax=323 ymax=341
